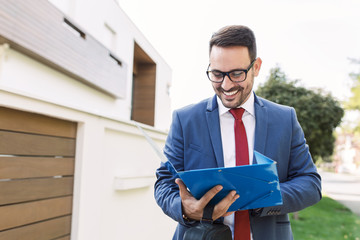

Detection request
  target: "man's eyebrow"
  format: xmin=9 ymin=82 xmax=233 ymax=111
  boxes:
xmin=210 ymin=67 xmax=247 ymax=72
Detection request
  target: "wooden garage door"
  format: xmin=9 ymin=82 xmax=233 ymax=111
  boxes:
xmin=0 ymin=107 xmax=76 ymax=240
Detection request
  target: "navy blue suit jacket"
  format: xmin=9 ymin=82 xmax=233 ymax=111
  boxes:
xmin=155 ymin=94 xmax=321 ymax=240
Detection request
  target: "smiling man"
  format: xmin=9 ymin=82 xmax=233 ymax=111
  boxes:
xmin=155 ymin=25 xmax=321 ymax=240
xmin=208 ymin=45 xmax=259 ymax=109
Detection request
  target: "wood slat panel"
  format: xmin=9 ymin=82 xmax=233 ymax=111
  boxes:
xmin=0 ymin=131 xmax=75 ymax=156
xmin=0 ymin=177 xmax=74 ymax=205
xmin=0 ymin=107 xmax=77 ymax=138
xmin=0 ymin=106 xmax=76 ymax=238
xmin=0 ymin=157 xmax=74 ymax=179
xmin=0 ymin=0 xmax=127 ymax=98
xmin=0 ymin=196 xmax=73 ymax=231
xmin=0 ymin=215 xmax=71 ymax=240
xmin=132 ymin=64 xmax=156 ymax=126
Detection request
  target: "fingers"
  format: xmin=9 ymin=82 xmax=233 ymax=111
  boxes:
xmin=175 ymin=179 xmax=239 ymax=221
xmin=175 ymin=179 xmax=224 ymax=221
xmin=198 ymin=184 xmax=223 ymax=208
xmin=175 ymin=178 xmax=192 ymax=199
xmin=176 ymin=178 xmax=223 ymax=205
xmin=175 ymin=178 xmax=201 ymax=220
xmin=213 ymin=191 xmax=239 ymax=219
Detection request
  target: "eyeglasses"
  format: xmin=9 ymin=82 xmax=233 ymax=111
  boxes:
xmin=206 ymin=59 xmax=256 ymax=83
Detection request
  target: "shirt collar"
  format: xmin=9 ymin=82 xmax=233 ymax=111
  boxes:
xmin=217 ymin=91 xmax=255 ymax=117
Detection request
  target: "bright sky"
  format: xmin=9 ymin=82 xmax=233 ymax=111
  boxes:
xmin=117 ymin=0 xmax=360 ymax=111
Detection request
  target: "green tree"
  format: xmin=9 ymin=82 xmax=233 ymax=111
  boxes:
xmin=344 ymin=59 xmax=360 ymax=133
xmin=256 ymin=67 xmax=344 ymax=162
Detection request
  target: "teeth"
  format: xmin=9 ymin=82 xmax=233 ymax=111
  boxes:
xmin=223 ymin=90 xmax=238 ymax=96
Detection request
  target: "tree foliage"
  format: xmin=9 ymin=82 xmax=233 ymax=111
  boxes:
xmin=256 ymin=67 xmax=344 ymax=162
xmin=345 ymin=59 xmax=360 ymax=111
xmin=344 ymin=59 xmax=360 ymax=133
xmin=346 ymin=73 xmax=360 ymax=110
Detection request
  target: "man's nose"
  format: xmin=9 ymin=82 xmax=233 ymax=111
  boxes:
xmin=221 ymin=74 xmax=235 ymax=90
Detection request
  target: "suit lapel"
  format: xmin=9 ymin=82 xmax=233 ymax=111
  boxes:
xmin=254 ymin=94 xmax=268 ymax=157
xmin=206 ymin=96 xmax=225 ymax=168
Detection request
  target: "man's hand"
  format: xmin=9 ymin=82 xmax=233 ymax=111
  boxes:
xmin=175 ymin=178 xmax=239 ymax=221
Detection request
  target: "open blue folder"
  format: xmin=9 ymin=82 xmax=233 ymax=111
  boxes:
xmin=136 ymin=123 xmax=283 ymax=212
xmin=165 ymin=151 xmax=282 ymax=211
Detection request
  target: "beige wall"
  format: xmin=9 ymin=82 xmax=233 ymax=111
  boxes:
xmin=0 ymin=0 xmax=176 ymax=238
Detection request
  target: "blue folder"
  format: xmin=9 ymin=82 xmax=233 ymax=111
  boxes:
xmin=136 ymin=123 xmax=283 ymax=212
xmin=166 ymin=151 xmax=282 ymax=211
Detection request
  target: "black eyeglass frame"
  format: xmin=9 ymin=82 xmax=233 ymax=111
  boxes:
xmin=206 ymin=59 xmax=257 ymax=83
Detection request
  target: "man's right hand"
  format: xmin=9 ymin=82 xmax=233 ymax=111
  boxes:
xmin=175 ymin=178 xmax=239 ymax=221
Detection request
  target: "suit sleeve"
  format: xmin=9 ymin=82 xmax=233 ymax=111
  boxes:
xmin=154 ymin=111 xmax=196 ymax=226
xmin=260 ymin=108 xmax=322 ymax=217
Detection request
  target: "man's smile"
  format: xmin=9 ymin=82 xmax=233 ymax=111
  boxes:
xmin=223 ymin=89 xmax=239 ymax=96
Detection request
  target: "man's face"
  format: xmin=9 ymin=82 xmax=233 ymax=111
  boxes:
xmin=209 ymin=46 xmax=261 ymax=109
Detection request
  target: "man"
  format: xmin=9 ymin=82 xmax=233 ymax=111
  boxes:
xmin=155 ymin=25 xmax=321 ymax=240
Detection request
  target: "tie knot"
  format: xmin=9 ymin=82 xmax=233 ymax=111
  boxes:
xmin=229 ymin=108 xmax=245 ymax=120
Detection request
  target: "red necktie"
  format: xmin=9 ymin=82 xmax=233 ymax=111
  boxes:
xmin=229 ymin=108 xmax=251 ymax=240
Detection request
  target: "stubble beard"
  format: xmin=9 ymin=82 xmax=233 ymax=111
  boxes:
xmin=213 ymin=73 xmax=255 ymax=109
xmin=214 ymin=85 xmax=252 ymax=109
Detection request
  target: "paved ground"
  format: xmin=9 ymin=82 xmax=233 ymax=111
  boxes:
xmin=320 ymin=170 xmax=360 ymax=216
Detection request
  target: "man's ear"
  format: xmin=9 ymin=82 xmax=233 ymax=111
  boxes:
xmin=253 ymin=57 xmax=262 ymax=77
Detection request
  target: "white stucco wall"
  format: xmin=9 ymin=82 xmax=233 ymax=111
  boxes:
xmin=48 ymin=0 xmax=172 ymax=131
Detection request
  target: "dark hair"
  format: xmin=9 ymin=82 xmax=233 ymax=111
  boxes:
xmin=209 ymin=25 xmax=257 ymax=61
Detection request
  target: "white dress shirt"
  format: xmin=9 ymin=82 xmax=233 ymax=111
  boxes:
xmin=217 ymin=91 xmax=256 ymax=239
